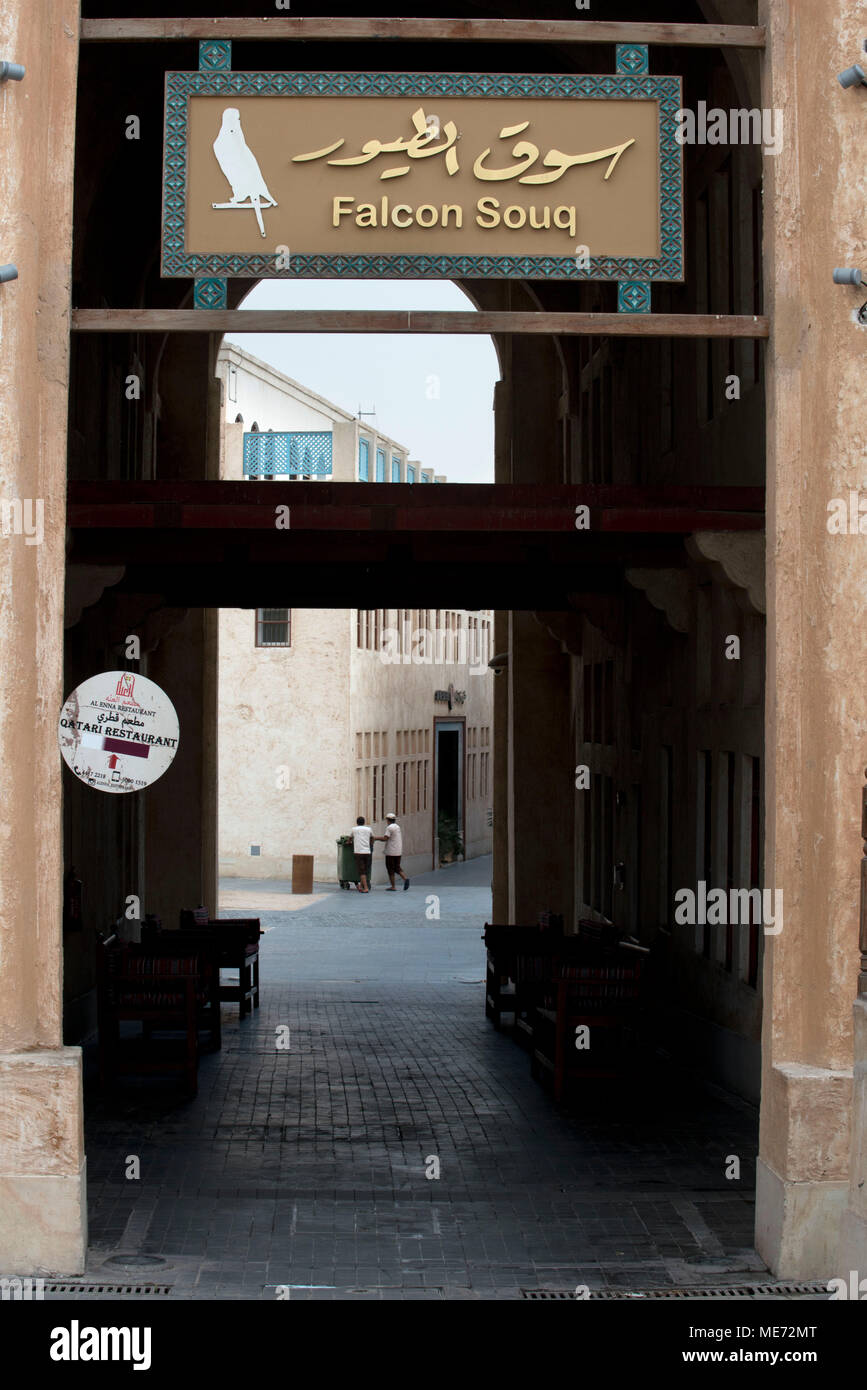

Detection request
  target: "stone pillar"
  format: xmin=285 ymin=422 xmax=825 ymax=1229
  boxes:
xmin=757 ymin=0 xmax=865 ymax=1277
xmin=331 ymin=421 xmax=357 ymax=481
xmin=0 ymin=0 xmax=85 ymax=1272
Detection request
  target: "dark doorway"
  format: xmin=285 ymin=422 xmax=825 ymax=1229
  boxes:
xmin=435 ymin=720 xmax=464 ymax=866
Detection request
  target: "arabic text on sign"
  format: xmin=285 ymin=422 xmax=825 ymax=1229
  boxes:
xmin=292 ymin=108 xmax=636 ymax=185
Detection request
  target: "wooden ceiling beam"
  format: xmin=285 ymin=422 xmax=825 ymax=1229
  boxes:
xmin=79 ymin=18 xmax=766 ymax=49
xmin=71 ymin=309 xmax=770 ymax=340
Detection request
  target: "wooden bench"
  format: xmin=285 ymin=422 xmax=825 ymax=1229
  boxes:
xmin=178 ymin=912 xmax=262 ymax=1018
xmin=96 ymin=935 xmax=220 ymax=1098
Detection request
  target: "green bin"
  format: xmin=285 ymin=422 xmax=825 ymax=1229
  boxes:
xmin=337 ymin=835 xmax=360 ymax=889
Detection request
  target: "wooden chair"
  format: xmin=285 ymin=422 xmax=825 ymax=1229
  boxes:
xmin=550 ymin=938 xmax=650 ymax=1099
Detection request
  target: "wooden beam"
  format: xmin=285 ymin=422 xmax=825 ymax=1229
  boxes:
xmin=67 ymin=481 xmax=766 ymax=534
xmin=71 ymin=309 xmax=769 ymax=340
xmin=79 ymin=17 xmax=766 ymax=49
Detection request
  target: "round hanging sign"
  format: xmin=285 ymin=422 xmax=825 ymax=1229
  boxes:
xmin=58 ymin=671 xmax=180 ymax=794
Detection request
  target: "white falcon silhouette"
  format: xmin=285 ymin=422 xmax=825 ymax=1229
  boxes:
xmin=211 ymin=107 xmax=277 ymax=238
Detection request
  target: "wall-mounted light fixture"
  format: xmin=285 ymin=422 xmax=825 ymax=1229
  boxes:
xmin=838 ymin=63 xmax=867 ymax=89
xmin=833 ymin=268 xmax=867 ymax=324
xmin=0 ymin=264 xmax=18 ymax=283
xmin=0 ymin=62 xmax=25 ymax=82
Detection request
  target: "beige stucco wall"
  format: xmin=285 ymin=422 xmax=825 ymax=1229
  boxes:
xmin=218 ymin=607 xmax=352 ymax=880
xmin=0 ymin=0 xmax=86 ymax=1272
xmin=218 ymin=607 xmax=494 ymax=882
xmin=758 ymin=0 xmax=867 ymax=1277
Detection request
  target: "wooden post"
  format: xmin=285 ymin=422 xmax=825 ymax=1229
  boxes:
xmin=860 ymin=768 xmax=867 ymax=997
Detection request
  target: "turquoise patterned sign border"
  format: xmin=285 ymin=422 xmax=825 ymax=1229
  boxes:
xmin=162 ymin=70 xmax=684 ymax=283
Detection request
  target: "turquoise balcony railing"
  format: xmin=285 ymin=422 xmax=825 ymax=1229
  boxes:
xmin=243 ymin=431 xmax=333 ymax=477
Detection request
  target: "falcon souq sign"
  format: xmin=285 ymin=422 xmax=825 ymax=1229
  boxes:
xmin=162 ymin=66 xmax=684 ymax=283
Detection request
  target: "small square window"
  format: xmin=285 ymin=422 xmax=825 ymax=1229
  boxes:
xmin=256 ymin=609 xmax=290 ymax=646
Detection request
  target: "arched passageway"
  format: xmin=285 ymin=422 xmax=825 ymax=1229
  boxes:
xmin=6 ymin=0 xmax=867 ymax=1296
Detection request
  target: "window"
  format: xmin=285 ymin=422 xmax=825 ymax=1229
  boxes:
xmin=256 ymin=608 xmax=290 ymax=646
xmin=407 ymin=465 xmax=416 ymax=483
xmin=391 ymin=455 xmax=401 ymax=481
xmin=421 ymin=471 xmax=433 ymax=483
xmin=228 ymin=366 xmax=238 ymax=402
xmin=375 ymin=447 xmax=386 ymax=482
xmin=358 ymin=438 xmax=370 ymax=481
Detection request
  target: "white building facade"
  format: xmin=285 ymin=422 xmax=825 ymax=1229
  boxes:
xmin=215 ymin=346 xmax=493 ymax=883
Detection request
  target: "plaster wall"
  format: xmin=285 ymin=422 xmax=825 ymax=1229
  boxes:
xmin=0 ymin=0 xmax=86 ymax=1272
xmin=218 ymin=607 xmax=352 ymax=880
xmin=759 ymin=0 xmax=867 ymax=1277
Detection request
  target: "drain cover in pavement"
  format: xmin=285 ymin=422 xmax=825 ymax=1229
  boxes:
xmin=103 ymin=1254 xmax=167 ymax=1270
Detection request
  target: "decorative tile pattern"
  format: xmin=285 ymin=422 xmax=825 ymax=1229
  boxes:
xmin=162 ymin=70 xmax=684 ymax=284
xmin=199 ymin=40 xmax=232 ymax=72
xmin=618 ymin=281 xmax=651 ymax=314
xmin=243 ymin=431 xmax=333 ymax=476
xmin=193 ymin=277 xmax=228 ymax=309
xmin=616 ymin=44 xmax=650 ymax=76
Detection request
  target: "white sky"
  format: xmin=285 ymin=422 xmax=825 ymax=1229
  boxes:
xmin=225 ymin=278 xmax=498 ymax=483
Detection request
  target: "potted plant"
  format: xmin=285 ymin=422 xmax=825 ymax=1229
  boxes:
xmin=437 ymin=813 xmax=465 ymax=864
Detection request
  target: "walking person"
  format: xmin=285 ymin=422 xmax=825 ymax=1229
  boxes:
xmin=376 ymin=812 xmax=410 ymax=891
xmin=351 ymin=815 xmax=373 ymax=893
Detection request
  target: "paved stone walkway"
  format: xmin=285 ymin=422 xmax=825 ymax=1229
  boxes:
xmin=71 ymin=857 xmax=768 ymax=1300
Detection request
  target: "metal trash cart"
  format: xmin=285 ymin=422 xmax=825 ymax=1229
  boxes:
xmin=336 ymin=835 xmax=361 ymax=890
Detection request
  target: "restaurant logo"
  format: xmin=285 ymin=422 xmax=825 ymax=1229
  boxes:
xmin=112 ymin=673 xmax=141 ymax=706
